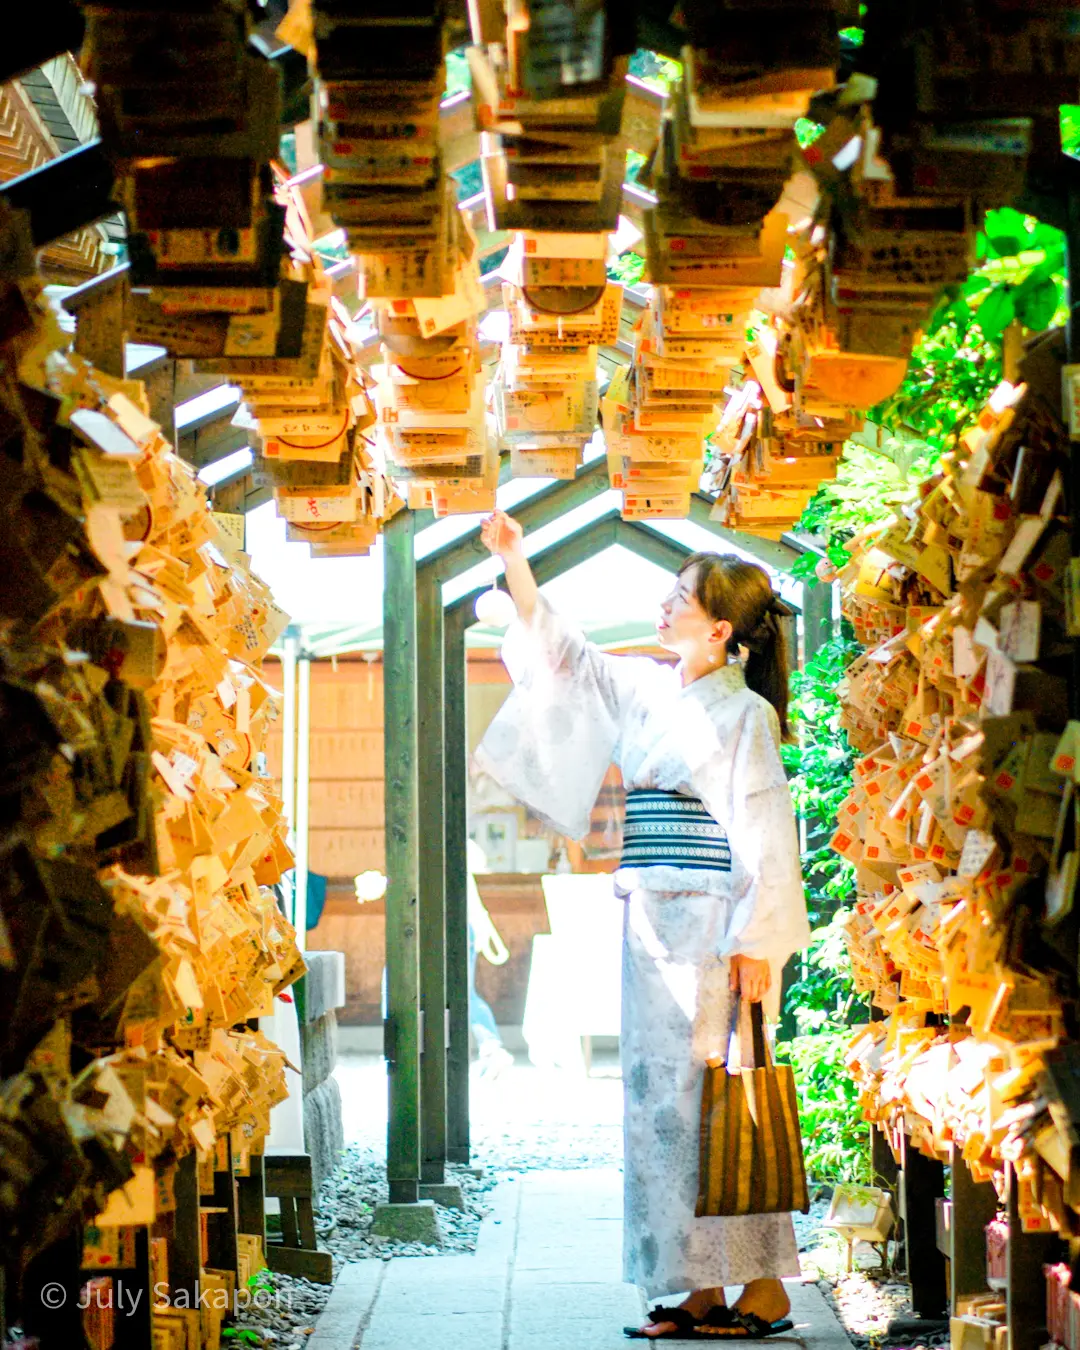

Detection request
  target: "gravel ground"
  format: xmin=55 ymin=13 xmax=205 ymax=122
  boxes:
xmin=818 ymin=1271 xmax=913 ymax=1347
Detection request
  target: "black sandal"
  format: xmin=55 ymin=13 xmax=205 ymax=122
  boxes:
xmin=693 ymin=1308 xmax=795 ymax=1339
xmin=624 ymin=1306 xmax=727 ymax=1339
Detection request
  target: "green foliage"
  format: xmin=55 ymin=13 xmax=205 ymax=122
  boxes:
xmin=1062 ymin=105 xmax=1080 ymax=157
xmin=608 ymin=251 xmax=646 ymax=286
xmin=444 ymin=48 xmax=471 ymax=98
xmin=222 ymin=1330 xmax=263 ymax=1346
xmin=795 ymin=118 xmax=826 ymax=149
xmin=776 ymin=1032 xmax=870 ymax=1186
xmin=452 ymin=160 xmax=484 ymax=201
xmin=628 ymin=48 xmax=682 ymax=91
xmin=780 ymin=631 xmax=872 ymax=1188
xmin=778 ymin=188 xmax=1066 ymax=1187
xmin=871 ymin=208 xmax=1064 ymax=453
xmin=790 ymin=437 xmax=938 ymax=589
xmin=625 ymin=148 xmax=646 ymax=184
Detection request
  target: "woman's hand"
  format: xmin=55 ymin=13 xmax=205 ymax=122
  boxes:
xmin=481 ymin=510 xmax=524 ymax=562
xmin=479 ymin=510 xmax=538 ymax=623
xmin=729 ymin=954 xmax=771 ymax=1004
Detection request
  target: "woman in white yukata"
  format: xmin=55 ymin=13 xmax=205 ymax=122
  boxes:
xmin=474 ymin=511 xmax=811 ymax=1341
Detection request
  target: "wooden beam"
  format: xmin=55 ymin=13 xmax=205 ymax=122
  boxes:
xmin=446 ymin=510 xmax=622 ymax=618
xmin=178 ymin=415 xmax=248 ymax=471
xmin=382 ymin=509 xmax=422 ymax=1205
xmin=688 ymin=493 xmax=801 ymax=572
xmin=418 ymin=456 xmax=611 ymax=584
xmin=615 ymin=517 xmax=693 ymax=574
xmin=0 ymin=138 xmax=119 ymax=247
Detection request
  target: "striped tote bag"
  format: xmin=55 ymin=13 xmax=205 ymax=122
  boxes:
xmin=696 ymin=1001 xmax=811 ymax=1217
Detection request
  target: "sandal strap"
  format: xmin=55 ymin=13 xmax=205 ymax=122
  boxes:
xmin=648 ymin=1306 xmax=702 ymax=1332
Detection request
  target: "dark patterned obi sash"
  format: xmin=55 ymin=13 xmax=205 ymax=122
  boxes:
xmin=620 ymin=789 xmax=732 ymax=873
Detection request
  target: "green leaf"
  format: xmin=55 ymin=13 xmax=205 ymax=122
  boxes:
xmin=985 ymin=206 xmax=1031 ymax=238
xmin=1014 ymin=276 xmax=1059 ymax=331
xmin=985 ymin=234 xmax=1023 ymax=258
xmin=974 ymin=285 xmax=1015 ymax=339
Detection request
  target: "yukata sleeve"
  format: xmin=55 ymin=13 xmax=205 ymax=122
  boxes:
xmin=688 ymin=699 xmax=811 ymax=1005
xmin=473 ymin=596 xmax=646 ymax=840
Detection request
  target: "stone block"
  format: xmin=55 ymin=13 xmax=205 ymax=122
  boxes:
xmin=369 ymin=1200 xmax=442 ymax=1244
xmin=419 ymin=1182 xmax=466 ymax=1210
xmin=303 ymin=1076 xmax=344 ymax=1191
xmin=302 ymin=950 xmax=346 ymax=1024
xmin=301 ymin=1009 xmax=338 ymax=1095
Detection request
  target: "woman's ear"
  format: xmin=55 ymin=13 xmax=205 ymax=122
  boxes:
xmin=712 ymin=618 xmax=733 ymax=648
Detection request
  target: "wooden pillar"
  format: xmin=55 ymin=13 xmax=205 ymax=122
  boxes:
xmin=171 ymin=1151 xmax=201 ymax=1306
xmin=70 ymin=268 xmax=127 ymax=378
xmin=949 ymin=1145 xmax=998 ymax=1313
xmin=802 ymin=577 xmax=833 ymax=664
xmin=113 ymin=1227 xmax=153 ymax=1350
xmin=236 ymin=1153 xmax=267 ymax=1251
xmin=206 ymin=1136 xmax=239 ymax=1275
xmin=382 ymin=509 xmax=421 ymax=1204
xmin=416 ymin=569 xmax=447 ymax=1184
xmin=444 ymin=606 xmax=471 ymax=1164
xmin=1006 ymin=1164 xmax=1054 ymax=1350
xmin=901 ymin=1135 xmax=948 ymax=1318
xmin=139 ymin=356 xmax=178 ymax=436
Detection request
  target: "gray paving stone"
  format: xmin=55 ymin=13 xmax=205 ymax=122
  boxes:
xmin=509 ymin=1283 xmax=642 ymax=1320
xmin=361 ymin=1312 xmax=503 ymax=1350
xmin=785 ymin=1279 xmax=851 ymax=1350
xmin=376 ymin=1277 xmax=505 ymax=1314
xmin=309 ymin=1171 xmax=849 ymax=1350
xmin=511 ymin=1328 xmax=642 ymax=1350
xmin=305 ymin=1261 xmax=383 ymax=1350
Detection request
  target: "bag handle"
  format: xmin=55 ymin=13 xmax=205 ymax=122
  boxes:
xmin=725 ymin=999 xmax=770 ymax=1072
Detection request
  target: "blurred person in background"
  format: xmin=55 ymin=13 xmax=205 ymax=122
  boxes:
xmin=467 ymin=837 xmax=514 ymax=1079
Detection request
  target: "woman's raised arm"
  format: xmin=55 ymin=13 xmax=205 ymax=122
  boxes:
xmin=481 ymin=510 xmax=538 ymax=624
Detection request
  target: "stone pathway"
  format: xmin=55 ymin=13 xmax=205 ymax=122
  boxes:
xmin=306 ymin=1168 xmax=852 ymax=1350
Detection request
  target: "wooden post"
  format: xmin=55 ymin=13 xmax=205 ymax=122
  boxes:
xmin=138 ymin=355 xmax=178 ymax=436
xmin=206 ymin=1136 xmax=239 ymax=1275
xmin=1006 ymin=1163 xmax=1054 ymax=1350
xmin=802 ymin=577 xmax=833 ymax=664
xmin=901 ymin=1135 xmax=948 ymax=1318
xmin=236 ymin=1153 xmax=267 ymax=1252
xmin=444 ymin=606 xmax=471 ymax=1165
xmin=294 ymin=652 xmax=312 ymax=954
xmin=416 ymin=568 xmax=447 ymax=1185
xmin=382 ymin=509 xmax=422 ymax=1204
xmin=69 ymin=266 xmax=127 ymax=378
xmin=949 ymin=1145 xmax=998 ymax=1313
xmin=170 ymin=1151 xmax=202 ymax=1307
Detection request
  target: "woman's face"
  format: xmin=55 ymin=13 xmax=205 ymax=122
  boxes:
xmin=657 ymin=565 xmax=728 ymax=659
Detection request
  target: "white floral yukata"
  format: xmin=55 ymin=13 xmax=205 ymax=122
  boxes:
xmin=474 ymin=599 xmax=811 ymax=1299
